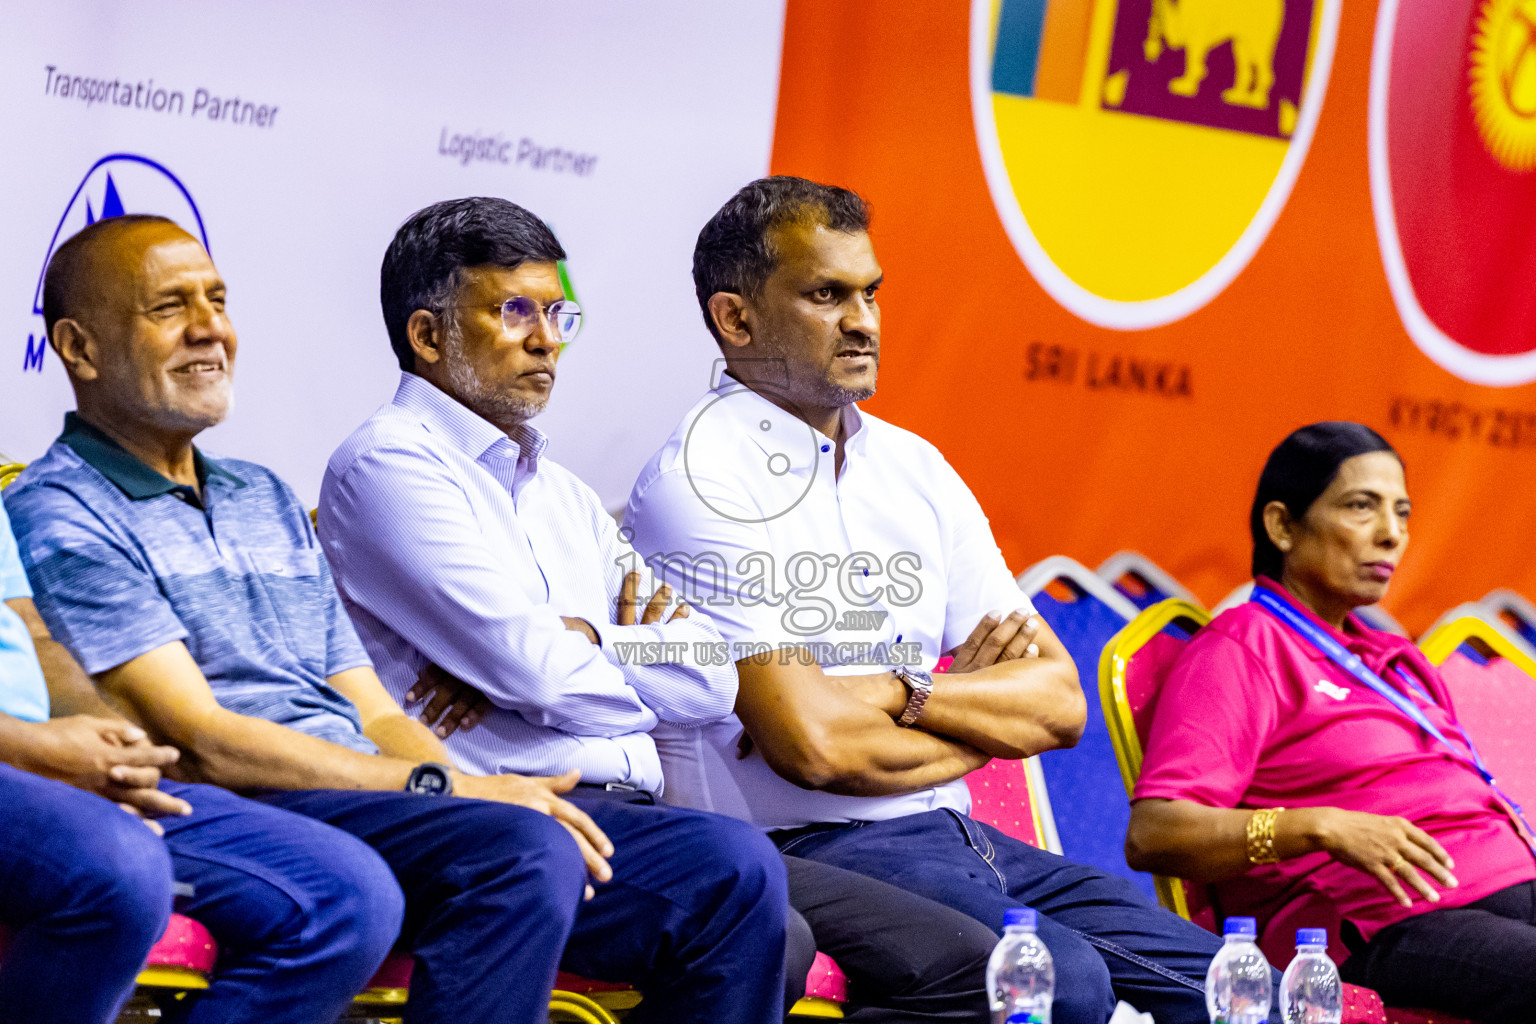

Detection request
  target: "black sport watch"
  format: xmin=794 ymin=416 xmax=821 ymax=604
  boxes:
xmin=404 ymin=762 xmax=454 ymax=796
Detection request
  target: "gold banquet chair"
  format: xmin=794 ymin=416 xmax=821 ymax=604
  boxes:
xmin=1418 ymin=608 xmax=1536 ymax=819
xmin=1096 ymin=598 xmax=1214 ymax=925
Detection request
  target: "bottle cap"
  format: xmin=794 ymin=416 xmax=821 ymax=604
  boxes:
xmin=1003 ymin=908 xmax=1038 ymax=929
xmin=1296 ymin=928 xmax=1327 ymax=947
xmin=1223 ymin=916 xmax=1258 ymax=937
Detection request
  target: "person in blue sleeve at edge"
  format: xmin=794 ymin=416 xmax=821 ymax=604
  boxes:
xmin=0 ymin=493 xmax=183 ymax=1024
xmin=4 ymin=213 xmax=786 ymax=1024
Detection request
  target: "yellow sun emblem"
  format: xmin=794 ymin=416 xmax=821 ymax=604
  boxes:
xmin=1470 ymin=0 xmax=1536 ymax=172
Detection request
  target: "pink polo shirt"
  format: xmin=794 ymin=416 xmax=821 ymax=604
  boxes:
xmin=1134 ymin=578 xmax=1536 ymax=962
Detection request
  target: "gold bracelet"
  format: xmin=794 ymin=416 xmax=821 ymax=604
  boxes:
xmin=1245 ymin=807 xmax=1285 ymax=865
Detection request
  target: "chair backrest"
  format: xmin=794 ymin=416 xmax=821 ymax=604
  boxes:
xmin=1096 ymin=550 xmax=1198 ymax=611
xmin=1419 ymin=614 xmax=1536 ymax=817
xmin=1424 ymin=603 xmax=1536 ymax=665
xmin=1098 ymin=598 xmax=1214 ymax=927
xmin=965 ymin=755 xmax=1057 ymax=851
xmin=942 ymin=653 xmax=1059 ymax=852
xmin=1015 ymin=556 xmax=1157 ymax=900
xmin=1479 ymin=588 xmax=1536 ymax=650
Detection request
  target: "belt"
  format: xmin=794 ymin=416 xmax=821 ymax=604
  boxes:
xmin=572 ymin=781 xmax=656 ymax=805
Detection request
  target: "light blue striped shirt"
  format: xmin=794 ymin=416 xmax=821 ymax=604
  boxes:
xmin=319 ymin=373 xmax=737 ymax=792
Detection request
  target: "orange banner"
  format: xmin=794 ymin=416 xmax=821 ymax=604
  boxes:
xmin=770 ymin=0 xmax=1536 ymax=634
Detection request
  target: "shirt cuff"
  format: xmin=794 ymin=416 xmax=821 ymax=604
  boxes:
xmin=598 ymin=623 xmax=672 ymax=664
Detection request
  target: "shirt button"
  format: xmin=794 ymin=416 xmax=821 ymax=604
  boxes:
xmin=820 ymin=444 xmax=830 ymax=453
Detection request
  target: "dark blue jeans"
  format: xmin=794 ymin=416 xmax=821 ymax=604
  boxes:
xmin=774 ymin=809 xmax=1279 ymax=1024
xmin=160 ymin=782 xmax=785 ymax=1024
xmin=0 ymin=763 xmax=175 ymax=1024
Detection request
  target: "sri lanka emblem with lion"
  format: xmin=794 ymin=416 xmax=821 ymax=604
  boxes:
xmin=1144 ymin=0 xmax=1286 ymax=108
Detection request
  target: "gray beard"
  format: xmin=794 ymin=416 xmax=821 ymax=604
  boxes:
xmin=147 ymin=383 xmax=234 ymax=434
xmin=442 ymin=325 xmax=547 ymax=431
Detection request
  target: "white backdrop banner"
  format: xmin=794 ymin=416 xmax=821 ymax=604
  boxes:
xmin=0 ymin=1 xmax=786 ymax=507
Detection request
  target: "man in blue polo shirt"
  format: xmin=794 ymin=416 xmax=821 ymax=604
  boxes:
xmin=5 ymin=214 xmax=786 ymax=1024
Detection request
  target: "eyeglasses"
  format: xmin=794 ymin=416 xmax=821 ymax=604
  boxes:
xmin=438 ymin=296 xmax=583 ymax=345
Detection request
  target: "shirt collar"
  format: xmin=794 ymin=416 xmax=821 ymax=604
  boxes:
xmin=712 ymin=373 xmax=868 ymax=469
xmin=58 ymin=412 xmax=245 ymax=502
xmin=1253 ymin=575 xmax=1403 ymax=663
xmin=392 ymin=372 xmax=548 ymax=467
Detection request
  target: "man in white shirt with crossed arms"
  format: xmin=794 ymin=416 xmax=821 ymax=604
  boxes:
xmin=624 ymin=176 xmax=1240 ymax=1024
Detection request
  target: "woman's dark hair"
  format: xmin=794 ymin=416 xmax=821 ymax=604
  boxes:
xmin=380 ymin=197 xmax=565 ymax=371
xmin=1250 ymin=422 xmax=1402 ymax=580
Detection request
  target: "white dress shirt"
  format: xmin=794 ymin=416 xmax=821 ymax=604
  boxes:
xmin=319 ymin=372 xmax=737 ymax=793
xmin=624 ymin=376 xmax=1034 ymax=829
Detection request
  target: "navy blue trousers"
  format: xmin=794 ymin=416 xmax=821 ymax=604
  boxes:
xmin=157 ymin=782 xmax=785 ymax=1024
xmin=0 ymin=763 xmax=175 ymax=1024
xmin=774 ymin=809 xmax=1282 ymax=1024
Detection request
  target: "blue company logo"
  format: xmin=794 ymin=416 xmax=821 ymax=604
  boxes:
xmin=24 ymin=154 xmax=207 ymax=372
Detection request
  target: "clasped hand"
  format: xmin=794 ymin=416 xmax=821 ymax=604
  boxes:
xmin=19 ymin=716 xmax=192 ymax=832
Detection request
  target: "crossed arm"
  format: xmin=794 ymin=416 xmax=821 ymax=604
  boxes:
xmin=412 ymin=571 xmax=697 ymax=734
xmin=417 ymin=602 xmax=1086 ymax=797
xmin=733 ymin=609 xmax=1085 ymax=796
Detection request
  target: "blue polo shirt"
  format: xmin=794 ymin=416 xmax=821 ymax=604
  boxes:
xmin=0 ymin=500 xmax=49 ymax=723
xmin=4 ymin=414 xmax=377 ymax=753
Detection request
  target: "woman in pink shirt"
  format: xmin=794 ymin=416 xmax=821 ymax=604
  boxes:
xmin=1127 ymin=422 xmax=1536 ymax=1023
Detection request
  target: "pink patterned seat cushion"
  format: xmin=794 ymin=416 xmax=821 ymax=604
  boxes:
xmin=1 ymin=914 xmax=217 ymax=974
xmin=803 ymin=951 xmax=848 ymax=1001
xmin=146 ymin=913 xmax=218 ymax=972
xmin=1386 ymin=1009 xmax=1480 ymax=1024
xmin=1436 ymin=652 xmax=1536 ymax=814
xmin=553 ymin=971 xmax=635 ymax=993
xmin=1345 ymin=984 xmax=1390 ymax=1022
xmin=964 ymin=757 xmax=1043 ymax=847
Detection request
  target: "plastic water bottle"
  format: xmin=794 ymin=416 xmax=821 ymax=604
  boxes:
xmin=1279 ymin=929 xmax=1342 ymax=1024
xmin=1206 ymin=916 xmax=1272 ymax=1024
xmin=987 ymin=907 xmax=1054 ymax=1023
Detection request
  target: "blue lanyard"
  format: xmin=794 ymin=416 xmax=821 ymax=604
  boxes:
xmin=1251 ymin=587 xmax=1534 ymax=837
